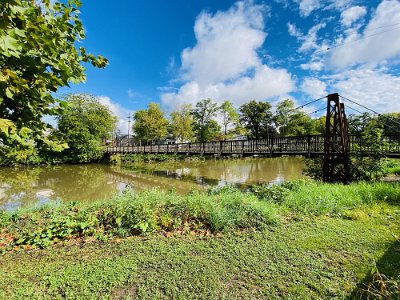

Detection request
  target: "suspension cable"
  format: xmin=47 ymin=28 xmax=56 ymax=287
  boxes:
xmin=339 ymin=94 xmax=400 ymax=127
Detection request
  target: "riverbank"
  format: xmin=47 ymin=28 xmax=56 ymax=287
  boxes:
xmin=1 ymin=206 xmax=398 ymax=299
xmin=0 ymin=180 xmax=399 ymax=298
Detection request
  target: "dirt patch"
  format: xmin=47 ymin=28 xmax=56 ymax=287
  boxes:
xmin=109 ymin=283 xmax=138 ymax=299
xmin=382 ymin=175 xmax=400 ymax=182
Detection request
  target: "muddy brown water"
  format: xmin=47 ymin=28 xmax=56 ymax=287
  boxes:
xmin=0 ymin=157 xmax=306 ymax=210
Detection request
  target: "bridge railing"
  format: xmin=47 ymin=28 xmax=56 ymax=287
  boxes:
xmin=105 ymin=135 xmax=400 ymax=156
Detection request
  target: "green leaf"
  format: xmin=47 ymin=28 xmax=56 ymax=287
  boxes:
xmin=0 ymin=34 xmax=21 ymax=52
xmin=5 ymin=87 xmax=13 ymax=98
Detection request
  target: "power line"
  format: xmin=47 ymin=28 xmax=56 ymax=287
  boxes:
xmin=366 ymin=22 xmax=400 ymax=31
xmin=315 ymin=25 xmax=400 ymax=54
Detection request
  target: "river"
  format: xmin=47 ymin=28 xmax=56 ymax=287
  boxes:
xmin=0 ymin=157 xmax=306 ymax=210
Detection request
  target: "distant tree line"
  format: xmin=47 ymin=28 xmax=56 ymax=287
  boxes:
xmin=130 ymin=98 xmax=326 ymax=145
xmin=131 ymin=99 xmax=400 ymax=145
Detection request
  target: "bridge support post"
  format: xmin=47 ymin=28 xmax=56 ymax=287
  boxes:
xmin=323 ymin=93 xmax=350 ymax=183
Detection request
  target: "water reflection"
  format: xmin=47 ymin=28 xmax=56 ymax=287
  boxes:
xmin=0 ymin=157 xmax=305 ymax=209
xmin=0 ymin=165 xmax=129 ymax=210
xmin=144 ymin=157 xmax=306 ymax=187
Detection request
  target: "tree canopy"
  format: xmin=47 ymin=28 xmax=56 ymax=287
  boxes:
xmin=170 ymin=104 xmax=195 ymax=143
xmin=220 ymin=100 xmax=239 ymax=139
xmin=192 ymin=99 xmax=220 ymax=142
xmin=274 ymin=99 xmax=318 ymax=136
xmin=0 ymin=0 xmax=107 ymax=143
xmin=239 ymin=100 xmax=274 ymax=140
xmin=56 ymin=94 xmax=116 ymax=163
xmin=133 ymin=103 xmax=169 ymax=144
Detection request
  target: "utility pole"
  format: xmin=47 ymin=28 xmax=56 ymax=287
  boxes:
xmin=127 ymin=113 xmax=131 ymax=146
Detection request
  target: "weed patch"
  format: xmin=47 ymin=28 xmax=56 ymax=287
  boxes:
xmin=0 ymin=189 xmax=278 ymax=249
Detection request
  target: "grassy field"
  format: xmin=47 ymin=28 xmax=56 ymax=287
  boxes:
xmin=0 ymin=181 xmax=399 ymax=299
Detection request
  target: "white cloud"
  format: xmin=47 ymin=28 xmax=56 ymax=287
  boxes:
xmin=296 ymin=0 xmax=320 ymax=17
xmin=340 ymin=6 xmax=367 ymax=27
xmin=328 ymin=0 xmax=400 ymax=69
xmin=98 ymin=96 xmax=132 ymax=134
xmin=301 ymin=77 xmax=327 ymax=99
xmin=330 ymin=68 xmax=400 ymax=113
xmin=161 ymin=1 xmax=295 ymax=109
xmin=300 ymin=61 xmax=324 ymax=71
xmin=295 ymin=0 xmax=354 ymax=17
xmin=180 ymin=1 xmax=266 ymax=85
xmin=127 ymin=89 xmax=136 ymax=98
xmin=287 ymin=22 xmax=302 ymax=37
xmin=299 ymin=23 xmax=326 ymax=53
xmin=162 ymin=66 xmax=294 ymax=108
xmin=324 ymin=0 xmax=353 ymax=12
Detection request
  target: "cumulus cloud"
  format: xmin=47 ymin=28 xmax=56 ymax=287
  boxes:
xmin=330 ymin=68 xmax=400 ymax=113
xmin=301 ymin=77 xmax=327 ymax=99
xmin=328 ymin=0 xmax=400 ymax=69
xmin=98 ymin=96 xmax=132 ymax=134
xmin=340 ymin=6 xmax=367 ymax=27
xmin=162 ymin=65 xmax=294 ymax=108
xmin=161 ymin=1 xmax=295 ymax=109
xmin=180 ymin=1 xmax=265 ymax=85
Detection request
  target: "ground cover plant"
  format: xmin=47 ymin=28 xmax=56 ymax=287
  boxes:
xmin=0 ymin=180 xmax=399 ymax=299
xmin=0 ymin=188 xmax=279 ymax=250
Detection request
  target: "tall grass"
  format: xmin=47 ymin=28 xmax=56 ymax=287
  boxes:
xmin=0 ymin=189 xmax=279 ymax=248
xmin=1 ymin=180 xmax=399 ymax=249
xmin=252 ymin=180 xmax=400 ymax=216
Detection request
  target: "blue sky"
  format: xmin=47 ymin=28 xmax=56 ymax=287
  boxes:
xmin=58 ymin=0 xmax=400 ymax=132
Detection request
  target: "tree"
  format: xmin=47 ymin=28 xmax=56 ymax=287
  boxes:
xmin=133 ymin=103 xmax=169 ymax=144
xmin=201 ymin=119 xmax=221 ymax=141
xmin=312 ymin=116 xmax=326 ymax=135
xmin=192 ymin=98 xmax=220 ymax=142
xmin=56 ymin=94 xmax=116 ymax=163
xmin=274 ymin=99 xmax=295 ymax=136
xmin=239 ymin=100 xmax=274 ymax=140
xmin=348 ymin=113 xmax=372 ymax=135
xmin=378 ymin=113 xmax=400 ymax=136
xmin=220 ymin=100 xmax=239 ymax=139
xmin=0 ymin=0 xmax=107 ymax=148
xmin=170 ymin=104 xmax=195 ymax=142
xmin=274 ymin=99 xmax=317 ymax=136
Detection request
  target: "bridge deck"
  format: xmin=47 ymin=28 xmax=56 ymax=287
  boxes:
xmin=105 ymin=135 xmax=400 ymax=158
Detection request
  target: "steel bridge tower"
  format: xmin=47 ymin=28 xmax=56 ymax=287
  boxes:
xmin=323 ymin=93 xmax=350 ymax=183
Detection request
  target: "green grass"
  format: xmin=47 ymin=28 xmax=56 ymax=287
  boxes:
xmin=380 ymin=158 xmax=400 ymax=176
xmin=0 ymin=207 xmax=399 ymax=299
xmin=1 ymin=180 xmax=399 ymax=299
xmin=282 ymin=181 xmax=400 ymax=215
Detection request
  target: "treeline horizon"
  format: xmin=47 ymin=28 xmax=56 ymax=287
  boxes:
xmin=121 ymin=97 xmax=400 ymax=145
xmin=1 ymin=93 xmax=399 ymax=166
xmin=127 ymin=98 xmax=324 ymax=145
